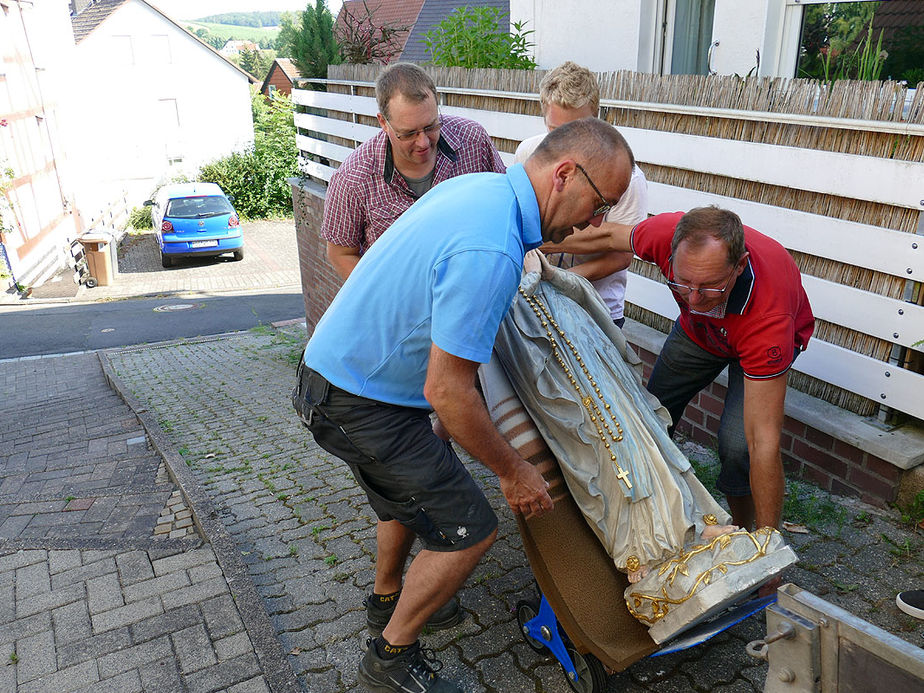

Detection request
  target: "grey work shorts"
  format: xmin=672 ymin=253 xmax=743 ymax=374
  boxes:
xmin=292 ymin=363 xmax=498 ymax=552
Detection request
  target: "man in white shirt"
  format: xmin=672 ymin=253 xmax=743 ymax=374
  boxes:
xmin=515 ymin=61 xmax=648 ymax=327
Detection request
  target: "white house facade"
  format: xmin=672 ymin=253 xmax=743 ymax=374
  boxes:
xmin=69 ymin=0 xmax=255 ymax=227
xmin=510 ymin=0 xmax=909 ymax=79
xmin=0 ymin=0 xmax=80 ymax=290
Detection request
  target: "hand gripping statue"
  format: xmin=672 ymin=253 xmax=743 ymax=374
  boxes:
xmin=485 ymin=251 xmax=796 ymax=643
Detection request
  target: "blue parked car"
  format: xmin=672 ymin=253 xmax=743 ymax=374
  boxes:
xmin=145 ymin=182 xmax=243 ymax=268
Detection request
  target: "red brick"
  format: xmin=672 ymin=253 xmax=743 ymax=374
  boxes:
xmin=801 ymin=464 xmax=832 ymax=491
xmin=675 ymin=420 xmax=694 ymax=437
xmin=781 ymin=452 xmax=802 ymax=476
xmin=691 ymin=425 xmax=716 ymax=447
xmin=805 ymin=428 xmax=835 ymax=451
xmin=791 ymin=439 xmax=848 ymax=479
xmin=683 ymin=407 xmax=704 ymax=427
xmin=846 ymin=466 xmax=898 ymax=504
xmin=863 ymin=454 xmax=902 ymax=484
xmin=779 ymin=431 xmax=793 ymax=453
xmin=830 ymin=478 xmax=860 ymax=499
xmin=709 ymin=382 xmax=727 ymax=399
xmin=783 ymin=417 xmax=806 ymax=438
xmin=703 ymin=413 xmax=721 ymax=435
xmin=699 ymin=392 xmax=725 ymax=416
xmin=832 ymin=439 xmax=864 ymax=466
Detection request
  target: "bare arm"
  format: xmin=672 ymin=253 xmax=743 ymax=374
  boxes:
xmin=743 ymin=375 xmax=788 ymax=530
xmin=567 ymin=250 xmax=634 ymax=281
xmin=326 ymin=242 xmax=361 ymax=281
xmin=424 ymin=344 xmax=553 ymax=517
xmin=540 ymin=221 xmax=634 ymax=255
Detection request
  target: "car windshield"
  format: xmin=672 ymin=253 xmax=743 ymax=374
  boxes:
xmin=165 ymin=195 xmax=234 ymax=219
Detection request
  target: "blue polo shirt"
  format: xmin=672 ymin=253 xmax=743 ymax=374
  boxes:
xmin=303 ymin=164 xmax=542 ymax=409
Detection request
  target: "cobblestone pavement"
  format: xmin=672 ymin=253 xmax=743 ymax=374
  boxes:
xmin=4 ymin=220 xmax=300 ymax=305
xmin=104 ymin=327 xmax=924 ymax=693
xmin=0 ymin=352 xmax=292 ymax=692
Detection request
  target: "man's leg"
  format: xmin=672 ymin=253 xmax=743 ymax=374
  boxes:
xmin=647 ymin=321 xmax=726 ymax=435
xmin=716 ymin=361 xmax=755 ymax=529
xmin=382 ymin=529 xmax=496 ymax=646
xmin=374 ymin=519 xmax=415 ymax=595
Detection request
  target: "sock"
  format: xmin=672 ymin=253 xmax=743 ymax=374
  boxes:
xmin=371 ymin=590 xmax=400 ymax=608
xmin=374 ymin=636 xmax=415 ymax=659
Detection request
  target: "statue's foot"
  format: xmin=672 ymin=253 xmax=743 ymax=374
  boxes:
xmin=628 ymin=566 xmax=650 ymax=583
xmin=702 ymin=523 xmax=738 ymax=540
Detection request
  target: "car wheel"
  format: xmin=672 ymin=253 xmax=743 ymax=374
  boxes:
xmin=232 ymin=248 xmax=244 ymax=261
xmin=161 ymin=254 xmax=173 ymax=268
xmin=85 ymin=276 xmax=98 ymax=289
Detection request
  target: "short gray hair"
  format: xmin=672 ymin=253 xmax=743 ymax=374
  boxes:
xmin=375 ymin=63 xmax=438 ymax=120
xmin=672 ymin=206 xmax=746 ymax=265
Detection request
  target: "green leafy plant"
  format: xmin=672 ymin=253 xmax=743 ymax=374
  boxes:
xmin=324 ymin=554 xmax=338 ymax=566
xmin=198 ymin=90 xmax=298 ymax=219
xmin=423 ymin=7 xmax=536 ymax=70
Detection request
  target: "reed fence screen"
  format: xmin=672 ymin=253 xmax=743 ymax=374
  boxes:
xmin=293 ymin=64 xmax=924 ymax=425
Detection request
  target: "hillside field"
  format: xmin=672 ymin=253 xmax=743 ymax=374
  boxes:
xmin=186 ymin=21 xmax=280 ymax=43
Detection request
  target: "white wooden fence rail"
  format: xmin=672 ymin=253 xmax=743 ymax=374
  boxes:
xmin=293 ymin=86 xmax=924 ymax=420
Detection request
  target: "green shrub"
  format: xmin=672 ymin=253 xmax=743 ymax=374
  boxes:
xmin=126 ymin=205 xmax=152 ymax=230
xmin=424 ymin=6 xmax=536 ymax=70
xmin=197 ymin=90 xmax=298 ymax=219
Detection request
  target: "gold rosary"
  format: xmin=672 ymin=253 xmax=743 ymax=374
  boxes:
xmin=519 ymin=287 xmax=632 ymax=490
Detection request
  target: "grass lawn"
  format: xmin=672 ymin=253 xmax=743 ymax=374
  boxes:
xmin=186 ymin=21 xmax=280 ymax=43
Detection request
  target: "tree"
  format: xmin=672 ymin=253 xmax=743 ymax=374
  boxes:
xmin=197 ymin=90 xmax=299 ymax=219
xmin=424 ymin=7 xmax=536 ymax=70
xmin=236 ymin=47 xmax=275 ymax=82
xmin=277 ymin=1 xmax=340 ymax=80
xmin=335 ymin=0 xmax=409 ymax=65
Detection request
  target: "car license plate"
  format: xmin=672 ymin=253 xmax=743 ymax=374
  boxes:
xmin=190 ymin=240 xmax=218 ymax=248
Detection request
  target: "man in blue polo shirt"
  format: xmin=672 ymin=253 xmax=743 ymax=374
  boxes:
xmin=293 ymin=118 xmax=634 ymax=692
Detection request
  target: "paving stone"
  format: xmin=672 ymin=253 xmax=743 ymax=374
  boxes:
xmin=52 ymin=599 xmax=92 ymax=646
xmin=201 ymin=594 xmax=245 ymax=640
xmin=48 ymin=550 xmax=82 ymax=575
xmin=115 ymin=551 xmax=154 ymax=586
xmin=182 ymin=652 xmax=261 ymax=692
xmin=91 ymin=596 xmax=163 ymax=634
xmin=162 ymin=576 xmax=228 ymax=610
xmin=214 ymin=632 xmax=253 ymax=662
xmin=15 ymin=628 xmax=56 ymax=684
xmin=172 ymin=623 xmax=217 ymax=674
xmin=98 ymin=634 xmax=172 ymax=680
xmin=151 ymin=547 xmax=216 ymax=576
xmin=227 ymin=675 xmax=271 ymax=693
xmin=138 ymin=656 xmax=184 ymax=693
xmin=87 ymin=572 xmax=125 ymax=615
xmin=16 ymin=582 xmax=84 ymax=619
xmin=89 ymin=668 xmax=143 ymax=693
xmin=16 ymin=659 xmax=99 ymax=693
xmin=130 ymin=604 xmax=201 ymax=645
xmin=122 ymin=569 xmax=189 ymax=604
xmin=56 ymin=627 xmax=131 ymax=670
xmin=51 ymin=557 xmax=117 ymax=589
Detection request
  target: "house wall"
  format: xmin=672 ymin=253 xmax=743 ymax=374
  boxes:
xmin=263 ymin=67 xmax=293 ymax=97
xmin=68 ymin=0 xmax=254 ymax=226
xmin=0 ymin=0 xmax=79 ymax=289
xmin=510 ymin=0 xmax=795 ymax=77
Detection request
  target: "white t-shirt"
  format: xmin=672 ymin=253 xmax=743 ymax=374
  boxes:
xmin=515 ymin=132 xmax=649 ymax=321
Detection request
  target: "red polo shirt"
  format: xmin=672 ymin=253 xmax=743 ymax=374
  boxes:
xmin=631 ymin=212 xmax=815 ymax=379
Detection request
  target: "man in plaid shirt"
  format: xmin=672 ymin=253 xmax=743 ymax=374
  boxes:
xmin=321 ymin=62 xmax=506 ymax=280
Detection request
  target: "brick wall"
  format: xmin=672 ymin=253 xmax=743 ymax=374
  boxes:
xmin=290 ymin=178 xmax=908 ymax=509
xmin=290 ymin=179 xmax=343 ymax=331
xmin=631 ymin=344 xmax=903 ymax=508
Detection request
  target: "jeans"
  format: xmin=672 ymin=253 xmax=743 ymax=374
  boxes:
xmin=646 ymin=321 xmax=751 ymax=497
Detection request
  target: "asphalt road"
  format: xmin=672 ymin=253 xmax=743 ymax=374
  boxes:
xmin=0 ymin=288 xmax=305 ymax=358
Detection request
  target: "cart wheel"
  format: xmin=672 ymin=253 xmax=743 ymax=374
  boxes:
xmin=85 ymin=276 xmax=98 ymax=288
xmin=562 ymin=646 xmax=607 ymax=693
xmin=515 ymin=599 xmax=546 ymax=652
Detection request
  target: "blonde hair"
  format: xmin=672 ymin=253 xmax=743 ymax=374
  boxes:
xmin=539 ymin=61 xmax=600 ymax=116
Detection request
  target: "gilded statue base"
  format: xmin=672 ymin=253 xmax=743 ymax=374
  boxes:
xmin=625 ymin=527 xmax=798 ymax=644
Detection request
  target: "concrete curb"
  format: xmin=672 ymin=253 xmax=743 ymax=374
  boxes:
xmin=98 ymin=348 xmax=302 ymax=693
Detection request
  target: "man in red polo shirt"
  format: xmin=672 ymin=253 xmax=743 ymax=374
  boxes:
xmin=542 ymin=206 xmax=814 ymax=536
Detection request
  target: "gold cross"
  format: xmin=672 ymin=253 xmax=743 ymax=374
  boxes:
xmin=614 ymin=464 xmax=632 ymax=489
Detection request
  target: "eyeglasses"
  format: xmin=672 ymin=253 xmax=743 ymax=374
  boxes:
xmin=574 ymin=163 xmax=613 ymax=218
xmin=667 ymin=261 xmax=739 ymax=298
xmin=386 ymin=115 xmax=442 ymax=141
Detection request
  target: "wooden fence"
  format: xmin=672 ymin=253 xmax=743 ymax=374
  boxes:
xmin=293 ymin=66 xmax=924 ymax=431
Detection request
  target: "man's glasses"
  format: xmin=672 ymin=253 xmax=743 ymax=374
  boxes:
xmin=667 ymin=261 xmax=740 ymax=297
xmin=574 ymin=163 xmax=613 ymax=218
xmin=387 ymin=116 xmax=442 ymax=141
